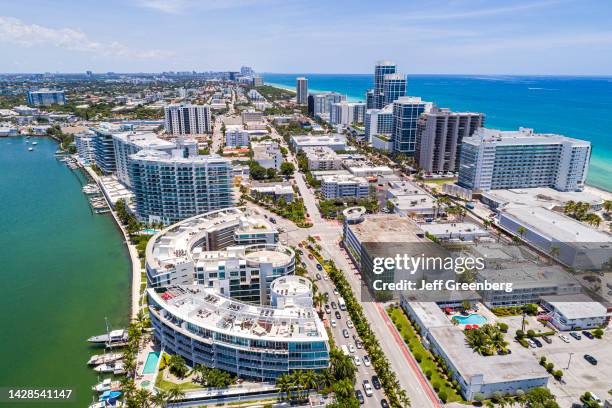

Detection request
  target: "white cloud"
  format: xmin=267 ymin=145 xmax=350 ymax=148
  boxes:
xmin=0 ymin=16 xmax=170 ymax=58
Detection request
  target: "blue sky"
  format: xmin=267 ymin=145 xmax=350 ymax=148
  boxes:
xmin=0 ymin=0 xmax=611 ymax=74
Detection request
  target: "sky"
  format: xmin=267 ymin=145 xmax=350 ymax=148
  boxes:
xmin=0 ymin=0 xmax=611 ymax=75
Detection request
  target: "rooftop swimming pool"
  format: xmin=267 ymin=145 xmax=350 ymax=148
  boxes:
xmin=142 ymin=351 xmax=160 ymax=375
xmin=452 ymin=313 xmax=487 ymax=325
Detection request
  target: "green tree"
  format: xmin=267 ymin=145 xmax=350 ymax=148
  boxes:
xmin=280 ymin=161 xmax=295 ymax=176
xmin=168 ymin=354 xmax=188 ymax=378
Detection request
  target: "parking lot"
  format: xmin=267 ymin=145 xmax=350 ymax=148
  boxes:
xmin=498 ymin=314 xmax=611 ymax=407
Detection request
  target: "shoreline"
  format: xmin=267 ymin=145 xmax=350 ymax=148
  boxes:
xmin=81 ymin=163 xmax=143 ymax=320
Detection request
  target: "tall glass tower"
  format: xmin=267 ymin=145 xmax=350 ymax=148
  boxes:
xmin=373 ymin=61 xmax=396 ymax=108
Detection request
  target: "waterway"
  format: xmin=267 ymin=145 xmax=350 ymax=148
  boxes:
xmin=0 ymin=136 xmax=131 ymax=407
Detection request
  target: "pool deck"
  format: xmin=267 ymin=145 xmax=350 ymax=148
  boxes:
xmin=448 ymin=303 xmax=497 ymax=326
xmin=136 ymin=341 xmax=158 ymax=391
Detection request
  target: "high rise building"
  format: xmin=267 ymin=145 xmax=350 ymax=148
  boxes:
xmin=296 ymin=77 xmax=308 ymax=105
xmin=252 ymin=76 xmax=264 ymax=87
xmin=364 ymin=105 xmax=394 ymax=142
xmin=381 ymin=73 xmax=407 ymax=106
xmin=415 ymin=108 xmax=484 ymax=173
xmin=307 ymin=92 xmax=345 ymax=115
xmin=27 ymin=89 xmax=66 ymax=106
xmin=366 ymin=90 xmax=375 ymax=109
xmin=164 ymin=104 xmax=212 ymax=135
xmin=240 ymin=66 xmax=255 ymax=76
xmin=129 ymin=150 xmax=233 ymax=224
xmin=92 ymin=123 xmax=120 ymax=174
xmin=74 ymin=131 xmax=96 ymax=164
xmin=330 ymin=101 xmax=366 ymax=126
xmin=391 ymin=97 xmax=434 ymax=154
xmin=458 ymin=127 xmax=591 ymax=192
xmin=373 ymin=61 xmax=397 ymax=108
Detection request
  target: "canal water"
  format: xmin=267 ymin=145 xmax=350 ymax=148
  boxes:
xmin=0 ymin=136 xmax=130 ymax=407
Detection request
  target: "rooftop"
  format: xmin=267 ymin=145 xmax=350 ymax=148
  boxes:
xmin=130 ymin=149 xmax=230 ymax=165
xmin=347 ymin=213 xmax=422 ymax=242
xmin=112 ymin=132 xmax=176 ymax=150
xmin=478 ymin=265 xmax=581 ymax=289
xmin=271 ymin=276 xmax=312 ymax=297
xmin=149 ymin=285 xmax=327 ymax=341
xmin=500 ymin=206 xmax=612 ymax=243
xmin=482 ymin=187 xmax=604 ymax=210
xmin=465 ymin=127 xmax=590 ymax=147
xmin=542 ymin=294 xmax=608 ymax=319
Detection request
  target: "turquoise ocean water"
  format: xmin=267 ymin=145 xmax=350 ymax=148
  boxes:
xmin=263 ymin=73 xmax=612 ymax=191
xmin=0 ymin=137 xmax=130 ymax=407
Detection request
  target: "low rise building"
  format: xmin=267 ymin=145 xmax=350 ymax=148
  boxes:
xmin=346 ymin=165 xmax=394 ymax=178
xmin=241 ymin=110 xmax=264 ymax=124
xmin=302 ymin=146 xmax=342 ymax=170
xmin=497 ymin=205 xmax=612 ymax=270
xmin=400 ymin=300 xmax=549 ymax=400
xmin=252 ymin=140 xmax=283 ymax=170
xmin=225 ymin=125 xmax=250 ymax=147
xmin=477 ymin=265 xmax=582 ymax=307
xmin=541 ymin=294 xmax=609 ymax=331
xmin=321 ymin=174 xmax=370 ymax=199
xmin=480 ymin=187 xmax=604 ymax=212
xmin=290 ymin=134 xmax=347 ymax=152
xmin=250 ymin=183 xmax=294 ymax=203
xmin=419 ymin=222 xmax=488 ymax=241
xmin=371 ymin=134 xmax=393 ymax=152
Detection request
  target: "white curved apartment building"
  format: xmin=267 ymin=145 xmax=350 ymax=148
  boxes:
xmin=146 ymin=207 xmax=294 ymax=304
xmin=270 ymin=276 xmax=313 ymax=309
xmin=148 ymin=284 xmax=329 ymax=381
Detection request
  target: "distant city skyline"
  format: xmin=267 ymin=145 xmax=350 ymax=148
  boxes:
xmin=1 ymin=0 xmax=612 ymax=75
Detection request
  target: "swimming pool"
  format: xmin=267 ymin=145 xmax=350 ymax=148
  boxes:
xmin=142 ymin=351 xmax=160 ymax=375
xmin=452 ymin=313 xmax=487 ymax=325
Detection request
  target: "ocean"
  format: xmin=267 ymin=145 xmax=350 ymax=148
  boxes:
xmin=0 ymin=136 xmax=130 ymax=407
xmin=263 ymin=73 xmax=612 ymax=192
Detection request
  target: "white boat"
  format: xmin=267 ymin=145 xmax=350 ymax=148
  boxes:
xmin=32 ymin=141 xmax=38 ymax=145
xmin=88 ymin=352 xmax=123 ymax=365
xmin=28 ymin=147 xmax=33 ymax=151
xmin=88 ymin=402 xmax=106 ymax=408
xmin=94 ymin=361 xmax=124 ymax=373
xmin=92 ymin=378 xmax=122 ymax=393
xmin=88 ymin=329 xmax=128 ymax=344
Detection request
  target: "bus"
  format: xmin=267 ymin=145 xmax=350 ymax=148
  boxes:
xmin=338 ymin=297 xmax=346 ymax=311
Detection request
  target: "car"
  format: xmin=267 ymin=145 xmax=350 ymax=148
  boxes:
xmin=363 ymin=355 xmax=371 ymax=367
xmin=590 ymin=393 xmax=602 ymax=405
xmin=316 ymin=273 xmax=322 ymax=280
xmin=316 ymin=263 xmax=323 ymax=271
xmin=380 ymin=399 xmax=389 ymax=408
xmin=330 ymin=319 xmax=337 ymax=328
xmin=269 ymin=217 xmax=276 ymax=224
xmin=541 ymin=335 xmax=552 ymax=344
xmin=356 ymin=340 xmax=363 ymax=349
xmin=559 ymin=334 xmax=570 ymax=343
xmin=582 ymin=330 xmax=594 ymax=339
xmin=301 ymin=262 xmax=307 ymax=268
xmin=333 ymin=288 xmax=339 ymax=295
xmin=532 ymin=338 xmax=543 ymax=348
xmin=348 ymin=344 xmax=355 ymax=353
xmin=526 ymin=338 xmax=537 ymax=348
xmin=347 ymin=320 xmax=354 ymax=329
xmin=569 ymin=331 xmax=582 ymax=340
xmin=323 ymin=274 xmax=328 ymax=280
xmin=355 ymin=390 xmax=364 ymax=405
xmin=584 ymin=354 xmax=598 ymax=365
xmin=331 ymin=302 xmax=337 ymax=310
xmin=371 ymin=375 xmax=381 ymax=390
xmin=324 ymin=304 xmax=331 ymax=314
xmin=335 ymin=311 xmax=342 ymax=320
xmin=362 ymin=380 xmax=373 ymax=397
xmin=354 ymin=355 xmax=362 ymax=366
xmin=343 ymin=329 xmax=349 ymax=338
xmin=308 ymin=254 xmax=314 ymax=260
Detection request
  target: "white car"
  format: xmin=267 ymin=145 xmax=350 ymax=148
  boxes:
xmin=353 ymin=355 xmax=361 ymax=366
xmin=362 ymin=380 xmax=373 ymax=397
xmin=330 ymin=319 xmax=337 ymax=328
xmin=526 ymin=339 xmax=537 ymax=348
xmin=363 ymin=355 xmax=371 ymax=367
xmin=347 ymin=320 xmax=354 ymax=329
xmin=559 ymin=335 xmax=570 ymax=343
xmin=348 ymin=344 xmax=356 ymax=353
xmin=333 ymin=288 xmax=339 ymax=295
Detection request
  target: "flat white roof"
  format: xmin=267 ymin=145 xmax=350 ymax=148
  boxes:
xmin=465 ymin=127 xmax=590 ymax=147
xmin=501 ymin=206 xmax=612 ymax=243
xmin=482 ymin=188 xmax=603 ymax=209
xmin=542 ymin=294 xmax=608 ymax=320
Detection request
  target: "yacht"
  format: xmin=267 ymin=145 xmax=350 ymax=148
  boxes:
xmin=92 ymin=378 xmax=122 ymax=393
xmin=93 ymin=361 xmax=124 ymax=374
xmin=28 ymin=147 xmax=33 ymax=151
xmin=32 ymin=141 xmax=38 ymax=145
xmin=88 ymin=329 xmax=128 ymax=345
xmin=88 ymin=352 xmax=123 ymax=365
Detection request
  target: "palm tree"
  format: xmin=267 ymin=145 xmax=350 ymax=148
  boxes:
xmin=332 ymin=378 xmax=354 ymax=400
xmin=483 ymin=219 xmax=492 ymax=229
xmin=564 ymin=200 xmax=576 ymax=216
xmin=397 ymin=388 xmax=411 ymax=407
xmin=166 ymin=386 xmax=185 ymax=403
xmin=603 ymin=200 xmax=612 ymax=215
xmin=517 ymin=226 xmax=527 ymax=240
xmin=276 ymin=373 xmax=293 ymax=400
xmin=151 ymin=390 xmax=170 ymax=407
xmin=134 ymin=389 xmax=153 ymax=408
xmin=586 ymin=213 xmax=602 ymax=227
xmin=302 ymin=369 xmax=319 ymax=394
xmin=292 ymin=370 xmax=306 ymax=400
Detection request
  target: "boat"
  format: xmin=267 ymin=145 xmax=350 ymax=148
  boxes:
xmin=88 ymin=352 xmax=123 ymax=365
xmin=99 ymin=390 xmax=122 ymax=402
xmin=26 ymin=140 xmax=29 ymax=143
xmin=28 ymin=147 xmax=33 ymax=151
xmin=32 ymin=141 xmax=38 ymax=145
xmin=92 ymin=378 xmax=122 ymax=393
xmin=88 ymin=402 xmax=106 ymax=408
xmin=88 ymin=329 xmax=128 ymax=345
xmin=94 ymin=361 xmax=125 ymax=374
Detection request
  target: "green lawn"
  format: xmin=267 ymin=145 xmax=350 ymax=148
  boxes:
xmin=155 ymin=370 xmax=203 ymax=392
xmin=388 ymin=307 xmax=465 ymax=403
